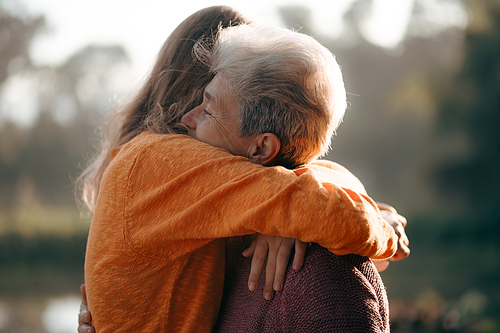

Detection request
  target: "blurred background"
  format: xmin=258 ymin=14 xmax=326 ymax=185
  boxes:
xmin=0 ymin=0 xmax=499 ymax=331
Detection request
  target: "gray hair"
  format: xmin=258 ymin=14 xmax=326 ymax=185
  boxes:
xmin=195 ymin=24 xmax=347 ymax=168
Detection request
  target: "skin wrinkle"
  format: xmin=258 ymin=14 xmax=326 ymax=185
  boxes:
xmin=181 ymin=73 xmax=259 ymax=159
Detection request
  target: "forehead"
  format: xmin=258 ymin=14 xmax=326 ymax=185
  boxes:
xmin=205 ymin=73 xmax=238 ymax=117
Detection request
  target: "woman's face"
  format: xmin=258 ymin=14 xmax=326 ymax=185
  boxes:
xmin=181 ymin=74 xmax=257 ymax=157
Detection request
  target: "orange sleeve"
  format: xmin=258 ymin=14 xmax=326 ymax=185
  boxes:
xmin=112 ymin=133 xmax=396 ymax=261
xmin=307 ymin=160 xmax=368 ymax=194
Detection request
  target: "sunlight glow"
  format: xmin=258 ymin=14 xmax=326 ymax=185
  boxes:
xmin=360 ymin=0 xmax=415 ymax=48
xmin=42 ymin=295 xmax=81 ymax=333
xmin=22 ymin=0 xmax=411 ymax=72
xmin=0 ymin=73 xmax=39 ymax=126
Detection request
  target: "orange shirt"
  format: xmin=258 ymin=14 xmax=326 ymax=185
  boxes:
xmin=85 ymin=132 xmax=396 ymax=332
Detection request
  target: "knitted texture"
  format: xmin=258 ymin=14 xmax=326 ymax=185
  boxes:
xmin=215 ymin=239 xmax=389 ymax=333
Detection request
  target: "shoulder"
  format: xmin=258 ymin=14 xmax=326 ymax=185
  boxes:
xmin=216 ymin=244 xmax=389 ymax=333
xmin=278 ymin=244 xmax=389 ymax=332
xmin=303 ymin=159 xmax=367 ymax=194
xmin=283 ymin=244 xmax=381 ymax=301
xmin=113 ymin=132 xmax=223 ymax=159
xmin=110 ymin=132 xmax=243 ymax=172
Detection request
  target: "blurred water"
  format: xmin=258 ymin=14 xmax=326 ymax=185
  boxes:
xmin=0 ymin=302 xmax=8 ymax=331
xmin=0 ymin=294 xmax=80 ymax=333
xmin=42 ymin=295 xmax=80 ymax=333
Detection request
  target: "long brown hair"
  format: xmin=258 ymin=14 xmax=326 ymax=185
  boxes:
xmin=76 ymin=6 xmax=250 ymax=213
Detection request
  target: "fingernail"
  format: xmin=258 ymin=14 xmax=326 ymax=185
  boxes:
xmin=249 ymin=282 xmax=256 ymax=291
xmin=293 ymin=262 xmax=301 ymax=270
xmin=265 ymin=292 xmax=272 ymax=300
xmin=274 ymin=282 xmax=282 ymax=291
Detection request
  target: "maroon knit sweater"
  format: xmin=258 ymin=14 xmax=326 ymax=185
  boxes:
xmin=214 ymin=239 xmax=390 ymax=332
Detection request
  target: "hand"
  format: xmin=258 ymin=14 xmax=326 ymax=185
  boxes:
xmin=242 ymin=234 xmax=307 ymax=300
xmin=377 ymin=203 xmax=410 ymax=261
xmin=78 ymin=284 xmax=95 ymax=333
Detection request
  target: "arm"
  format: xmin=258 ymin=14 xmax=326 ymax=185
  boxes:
xmin=241 ymin=161 xmax=410 ymax=294
xmin=308 ymin=160 xmax=410 ymax=270
xmin=244 ymin=201 xmax=410 ymax=298
xmin=116 ymin=134 xmax=397 ymax=260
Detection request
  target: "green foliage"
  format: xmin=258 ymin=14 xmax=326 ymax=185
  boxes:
xmin=0 ymin=233 xmax=87 ymax=267
xmin=0 ymin=1 xmax=44 ymax=84
xmin=0 ymin=5 xmax=130 ymax=208
xmin=0 ymin=114 xmax=85 ymax=207
xmin=432 ymin=0 xmax=500 ymax=214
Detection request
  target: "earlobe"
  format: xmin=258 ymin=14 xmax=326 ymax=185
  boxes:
xmin=249 ymin=133 xmax=280 ymax=166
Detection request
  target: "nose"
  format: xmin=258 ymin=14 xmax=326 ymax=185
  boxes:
xmin=181 ymin=106 xmax=202 ymax=130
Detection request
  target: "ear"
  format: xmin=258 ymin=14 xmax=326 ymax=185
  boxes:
xmin=248 ymin=133 xmax=281 ymax=166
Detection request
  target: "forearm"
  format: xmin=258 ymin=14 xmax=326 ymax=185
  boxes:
xmin=126 ymin=162 xmax=396 ymax=259
xmin=120 ymin=134 xmax=396 ymax=259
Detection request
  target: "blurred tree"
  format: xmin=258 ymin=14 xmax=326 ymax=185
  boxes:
xmin=0 ymin=3 xmax=131 ymax=208
xmin=0 ymin=45 xmax=131 ymax=207
xmin=37 ymin=45 xmax=131 ymax=160
xmin=0 ymin=0 xmax=44 ymax=85
xmin=0 ymin=2 xmax=44 ymax=206
xmin=431 ymin=0 xmax=500 ymax=226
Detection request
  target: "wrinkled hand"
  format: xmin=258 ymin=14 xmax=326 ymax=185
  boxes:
xmin=374 ymin=203 xmax=410 ymax=271
xmin=242 ymin=234 xmax=307 ymax=300
xmin=78 ymin=284 xmax=95 ymax=333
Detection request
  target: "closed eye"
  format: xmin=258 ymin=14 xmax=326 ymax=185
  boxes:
xmin=203 ymin=109 xmax=212 ymax=116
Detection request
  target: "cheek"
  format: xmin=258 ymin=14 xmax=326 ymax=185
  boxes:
xmin=199 ymin=122 xmax=234 ymax=149
xmin=196 ymin=120 xmax=217 ymax=141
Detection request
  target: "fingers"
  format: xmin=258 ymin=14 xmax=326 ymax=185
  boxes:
xmin=79 ymin=284 xmax=92 ymax=329
xmin=80 ymin=284 xmax=87 ymax=306
xmin=376 ymin=202 xmax=397 ymax=215
xmin=78 ymin=301 xmax=94 ymax=333
xmin=273 ymin=238 xmax=294 ymax=292
xmin=398 ymin=214 xmax=408 ymax=228
xmin=292 ymin=239 xmax=306 ymax=271
xmin=247 ymin=236 xmax=268 ymax=292
xmin=393 ymin=243 xmax=410 ymax=261
xmin=378 ymin=209 xmax=411 ymax=262
xmin=392 ymin=229 xmax=410 ymax=261
xmin=391 ymin=213 xmax=410 ymax=261
xmin=78 ymin=324 xmax=95 ymax=333
xmin=379 ymin=210 xmax=399 ymax=229
xmin=78 ymin=307 xmax=91 ymax=325
xmin=242 ymin=238 xmax=257 ymax=258
xmin=263 ymin=239 xmax=280 ymax=300
xmin=246 ymin=234 xmax=306 ymax=300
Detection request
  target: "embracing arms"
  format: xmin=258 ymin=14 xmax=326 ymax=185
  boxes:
xmin=108 ymin=133 xmax=397 ymax=260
